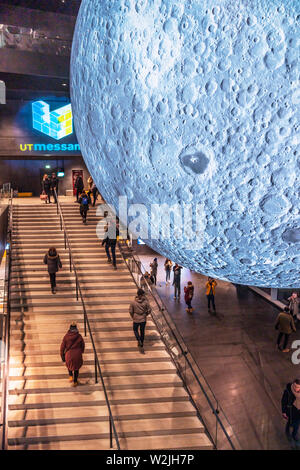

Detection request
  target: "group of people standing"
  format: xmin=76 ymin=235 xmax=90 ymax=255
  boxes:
xmin=41 ymin=173 xmax=59 ymax=204
xmin=141 ymin=258 xmax=217 ymax=315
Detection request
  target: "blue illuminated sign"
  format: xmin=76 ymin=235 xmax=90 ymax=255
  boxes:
xmin=32 ymin=100 xmax=73 ymax=140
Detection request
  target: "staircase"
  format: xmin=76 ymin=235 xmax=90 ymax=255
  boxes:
xmin=6 ymin=201 xmax=213 ymax=450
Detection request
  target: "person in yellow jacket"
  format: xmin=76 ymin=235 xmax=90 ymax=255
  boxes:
xmin=206 ymin=277 xmax=217 ymax=312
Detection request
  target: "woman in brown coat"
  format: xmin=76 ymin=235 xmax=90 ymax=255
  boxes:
xmin=60 ymin=322 xmax=85 ymax=386
xmin=275 ymin=307 xmax=296 ymax=353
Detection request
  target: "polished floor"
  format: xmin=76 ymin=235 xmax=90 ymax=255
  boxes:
xmin=137 ymin=247 xmax=300 ymax=450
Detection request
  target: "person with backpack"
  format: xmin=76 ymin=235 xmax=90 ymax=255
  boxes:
xmin=60 ymin=322 xmax=85 ymax=387
xmin=206 ymin=277 xmax=217 ymax=312
xmin=281 ymin=378 xmax=300 ymax=443
xmin=129 ymin=288 xmax=152 ymax=350
xmin=184 ymin=281 xmax=194 ymax=313
xmin=43 ymin=247 xmax=62 ymax=294
xmin=275 ymin=306 xmax=296 ymax=352
xmin=78 ymin=191 xmax=91 ymax=224
xmin=140 ymin=271 xmax=151 ymax=291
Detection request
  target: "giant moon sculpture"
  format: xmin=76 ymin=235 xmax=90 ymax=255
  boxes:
xmin=71 ymin=0 xmax=300 ymax=287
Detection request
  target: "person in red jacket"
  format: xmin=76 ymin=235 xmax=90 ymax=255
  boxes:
xmin=60 ymin=322 xmax=85 ymax=387
xmin=184 ymin=281 xmax=194 ymax=313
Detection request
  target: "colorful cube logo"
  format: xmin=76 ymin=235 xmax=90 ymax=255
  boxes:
xmin=32 ymin=101 xmax=73 ymax=140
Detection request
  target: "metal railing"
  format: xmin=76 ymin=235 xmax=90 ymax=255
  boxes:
xmin=0 ymin=193 xmax=13 ymax=450
xmin=54 ymin=190 xmax=120 ymax=450
xmin=117 ymin=237 xmax=241 ymax=450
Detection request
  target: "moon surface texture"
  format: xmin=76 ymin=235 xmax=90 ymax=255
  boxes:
xmin=71 ymin=0 xmax=300 ymax=287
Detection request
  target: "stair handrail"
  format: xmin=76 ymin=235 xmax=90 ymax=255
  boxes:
xmin=117 ymin=238 xmax=239 ymax=450
xmin=54 ymin=190 xmax=120 ymax=450
xmin=1 ymin=193 xmax=13 ymax=450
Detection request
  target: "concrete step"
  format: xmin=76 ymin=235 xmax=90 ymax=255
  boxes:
xmin=10 ymin=266 xmax=128 ymax=274
xmin=12 ymin=228 xmax=100 ymax=234
xmin=11 ymin=259 xmax=124 ymax=267
xmin=10 ymin=283 xmax=135 ymax=291
xmin=10 ymin=360 xmax=175 ymax=379
xmin=8 ymin=387 xmax=189 ymax=408
xmin=10 ymin=305 xmax=135 ymax=314
xmin=8 ymin=343 xmax=166 ymax=358
xmin=10 ymin=298 xmax=135 ymax=310
xmin=10 ymin=290 xmax=136 ymax=301
xmin=12 ymin=241 xmax=103 ymax=247
xmin=8 ymin=401 xmax=196 ymax=427
xmin=10 ymin=272 xmax=131 ymax=280
xmin=8 ymin=373 xmax=182 ymax=392
xmin=10 ymin=316 xmax=153 ymax=329
xmin=10 ymin=323 xmax=157 ymax=338
xmin=10 ymin=432 xmax=213 ymax=450
xmin=13 ymin=217 xmax=102 ymax=224
xmin=12 ymin=234 xmax=102 ymax=240
xmin=10 ymin=331 xmax=160 ymax=345
xmin=7 ymin=419 xmax=209 ymax=449
xmin=10 ymin=310 xmax=142 ymax=321
xmin=12 ymin=249 xmax=106 ymax=255
xmin=11 ymin=253 xmax=122 ymax=261
xmin=10 ymin=341 xmax=164 ymax=355
xmin=8 ymin=350 xmax=169 ymax=367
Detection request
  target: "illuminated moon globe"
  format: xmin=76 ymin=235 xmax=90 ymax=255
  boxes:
xmin=71 ymin=0 xmax=300 ymax=287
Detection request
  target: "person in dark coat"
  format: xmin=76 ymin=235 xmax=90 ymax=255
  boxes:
xmin=42 ymin=174 xmax=51 ymax=204
xmin=129 ymin=288 xmax=152 ymax=350
xmin=102 ymin=217 xmax=119 ymax=269
xmin=60 ymin=322 xmax=85 ymax=387
xmin=43 ymin=247 xmax=62 ymax=294
xmin=91 ymin=183 xmax=99 ymax=206
xmin=275 ymin=306 xmax=296 ymax=352
xmin=184 ymin=281 xmax=194 ymax=313
xmin=50 ymin=172 xmax=59 ymax=204
xmin=150 ymin=258 xmax=158 ymax=285
xmin=78 ymin=191 xmax=91 ymax=224
xmin=172 ymin=264 xmax=183 ymax=300
xmin=164 ymin=258 xmax=172 ymax=284
xmin=74 ymin=174 xmax=84 ymax=202
xmin=281 ymin=378 xmax=300 ymax=442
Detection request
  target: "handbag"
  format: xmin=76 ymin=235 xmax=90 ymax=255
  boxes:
xmin=40 ymin=192 xmax=48 ymax=201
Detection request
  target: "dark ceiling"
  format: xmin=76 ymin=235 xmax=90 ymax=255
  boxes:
xmin=0 ymin=72 xmax=69 ymax=97
xmin=0 ymin=0 xmax=81 ymax=16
